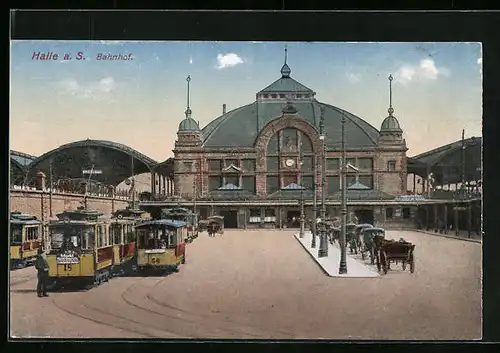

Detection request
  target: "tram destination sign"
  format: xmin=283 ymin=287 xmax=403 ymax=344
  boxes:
xmin=56 ymin=254 xmax=79 ymax=264
xmin=82 ymin=169 xmax=103 ymax=175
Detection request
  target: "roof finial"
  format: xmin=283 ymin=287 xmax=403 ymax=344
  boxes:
xmin=388 ymin=74 xmax=394 ymax=116
xmin=280 ymin=45 xmax=291 ymax=78
xmin=185 ymin=75 xmax=192 ymax=119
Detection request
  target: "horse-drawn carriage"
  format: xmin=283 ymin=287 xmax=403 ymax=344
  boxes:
xmin=206 ymin=215 xmax=224 ymax=237
xmin=361 ymin=227 xmax=386 ymax=264
xmin=374 ymin=236 xmax=415 ymax=274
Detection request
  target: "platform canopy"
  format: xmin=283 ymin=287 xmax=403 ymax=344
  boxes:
xmin=408 ymin=136 xmax=482 ymax=185
xmin=154 ymin=157 xmax=174 ymax=178
xmin=10 ymin=150 xmax=37 ymax=185
xmin=26 ymin=139 xmax=158 ymax=187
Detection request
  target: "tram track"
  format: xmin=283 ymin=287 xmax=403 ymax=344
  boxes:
xmin=49 ymin=277 xmax=186 ymax=339
xmin=119 ymin=278 xmax=268 ymax=339
xmin=122 ymin=273 xmax=296 ymax=339
xmin=50 ymin=295 xmax=155 ymax=338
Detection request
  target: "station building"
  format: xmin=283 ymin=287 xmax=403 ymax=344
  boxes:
xmin=163 ymin=59 xmax=421 ymax=229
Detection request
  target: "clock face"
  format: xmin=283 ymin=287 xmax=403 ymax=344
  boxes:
xmin=285 ymin=159 xmax=295 ymax=167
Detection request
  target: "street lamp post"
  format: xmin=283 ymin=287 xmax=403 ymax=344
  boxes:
xmin=339 ymin=113 xmax=348 ymax=274
xmin=299 ymin=146 xmax=305 ymax=238
xmin=318 ymin=108 xmax=328 ymax=258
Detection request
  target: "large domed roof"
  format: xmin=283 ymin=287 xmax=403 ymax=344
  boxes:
xmin=199 ymin=58 xmax=381 ymax=149
xmin=201 ymin=100 xmax=380 ymax=149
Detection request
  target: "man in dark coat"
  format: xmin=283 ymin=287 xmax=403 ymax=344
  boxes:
xmin=35 ymin=247 xmax=49 ymax=297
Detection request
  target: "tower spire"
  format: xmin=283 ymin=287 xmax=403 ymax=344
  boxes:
xmin=185 ymin=75 xmax=192 ymax=119
xmin=388 ymin=74 xmax=394 ymax=116
xmin=280 ymin=45 xmax=291 ymax=78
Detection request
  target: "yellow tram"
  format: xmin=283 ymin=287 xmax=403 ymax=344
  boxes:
xmin=162 ymin=207 xmax=198 ymax=242
xmin=46 ymin=207 xmax=114 ymax=288
xmin=135 ymin=219 xmax=187 ymax=272
xmin=110 ymin=208 xmax=150 ymax=275
xmin=10 ymin=212 xmax=44 ymax=269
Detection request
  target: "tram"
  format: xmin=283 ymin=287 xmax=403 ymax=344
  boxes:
xmin=46 ymin=207 xmax=114 ymax=288
xmin=162 ymin=207 xmax=198 ymax=242
xmin=135 ymin=219 xmax=187 ymax=272
xmin=110 ymin=207 xmax=150 ymax=275
xmin=10 ymin=212 xmax=44 ymax=269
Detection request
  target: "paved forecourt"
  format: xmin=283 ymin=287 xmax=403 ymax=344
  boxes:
xmin=295 ymin=231 xmax=380 ymax=277
xmin=10 ymin=228 xmax=481 ymax=340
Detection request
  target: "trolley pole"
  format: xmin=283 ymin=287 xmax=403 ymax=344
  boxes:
xmin=339 ymin=113 xmax=348 ymax=274
xmin=299 ymin=144 xmax=305 ymax=238
xmin=131 ymin=154 xmax=136 ymax=209
xmin=311 ymin=155 xmax=317 ymax=247
xmin=318 ymin=108 xmax=328 ymax=258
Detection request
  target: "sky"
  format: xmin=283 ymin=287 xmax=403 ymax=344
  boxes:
xmin=10 ymin=41 xmax=482 ymax=162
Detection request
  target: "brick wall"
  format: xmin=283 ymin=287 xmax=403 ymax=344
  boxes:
xmin=10 ymin=190 xmax=130 ymax=220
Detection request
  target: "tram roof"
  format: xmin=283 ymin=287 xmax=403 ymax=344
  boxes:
xmin=136 ymin=219 xmax=187 ymax=228
xmin=10 ymin=219 xmax=41 ymax=225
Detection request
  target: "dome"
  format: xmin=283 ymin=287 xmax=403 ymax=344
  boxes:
xmin=380 ymin=115 xmax=402 ymax=132
xmin=281 ymin=63 xmax=291 ymax=78
xmin=200 ymin=62 xmax=380 ymax=149
xmin=178 ymin=116 xmax=200 ymax=132
xmin=201 ymin=100 xmax=380 ymax=149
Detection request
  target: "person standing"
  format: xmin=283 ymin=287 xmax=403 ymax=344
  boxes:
xmin=35 ymin=247 xmax=49 ymax=297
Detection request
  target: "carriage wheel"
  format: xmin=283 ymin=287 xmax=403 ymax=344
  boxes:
xmin=410 ymin=256 xmax=415 ymax=273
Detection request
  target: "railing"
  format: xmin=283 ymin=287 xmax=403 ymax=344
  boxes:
xmin=10 ymin=184 xmax=131 ymax=200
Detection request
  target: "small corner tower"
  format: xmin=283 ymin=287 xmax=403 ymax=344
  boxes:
xmin=175 ymin=75 xmax=202 ymax=148
xmin=378 ymin=74 xmax=405 ymax=146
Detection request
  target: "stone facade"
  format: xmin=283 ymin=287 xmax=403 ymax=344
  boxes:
xmin=10 ymin=190 xmax=130 ymax=220
xmin=172 ymin=112 xmax=408 ymax=200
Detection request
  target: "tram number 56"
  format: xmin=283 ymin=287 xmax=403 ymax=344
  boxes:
xmin=63 ymin=264 xmax=72 ymax=271
xmin=150 ymin=257 xmax=160 ymax=264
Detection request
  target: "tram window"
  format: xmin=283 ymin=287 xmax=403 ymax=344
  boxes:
xmin=169 ymin=230 xmax=175 ymax=246
xmin=82 ymin=228 xmax=92 ymax=250
xmin=50 ymin=230 xmax=64 ymax=249
xmin=26 ymin=227 xmax=37 ymax=241
xmin=97 ymin=226 xmax=103 ymax=248
xmin=104 ymin=226 xmax=109 ymax=246
xmin=112 ymin=224 xmax=121 ymax=245
xmin=10 ymin=225 xmax=22 ymax=244
xmin=33 ymin=227 xmax=39 ymax=241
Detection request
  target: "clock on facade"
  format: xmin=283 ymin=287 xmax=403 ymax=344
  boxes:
xmin=285 ymin=159 xmax=295 ymax=167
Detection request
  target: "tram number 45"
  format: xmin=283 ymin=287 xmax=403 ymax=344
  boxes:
xmin=150 ymin=257 xmax=161 ymax=264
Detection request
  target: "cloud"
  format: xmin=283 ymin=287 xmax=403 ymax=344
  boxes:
xmin=58 ymin=76 xmax=116 ymax=99
xmin=394 ymin=58 xmax=449 ymax=85
xmin=477 ymin=57 xmax=482 ymax=75
xmin=216 ymin=53 xmax=244 ymax=69
xmin=98 ymin=77 xmax=116 ymax=92
xmin=346 ymin=73 xmax=362 ymax=84
xmin=189 ymin=56 xmax=193 ymax=64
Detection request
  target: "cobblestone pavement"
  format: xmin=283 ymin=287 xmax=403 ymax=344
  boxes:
xmin=9 ymin=230 xmax=481 ymax=340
